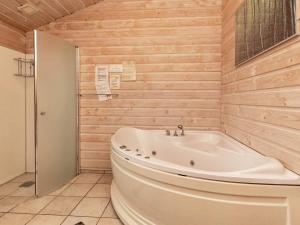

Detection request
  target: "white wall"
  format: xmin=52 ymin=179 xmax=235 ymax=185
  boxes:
xmin=0 ymin=46 xmax=26 ymax=184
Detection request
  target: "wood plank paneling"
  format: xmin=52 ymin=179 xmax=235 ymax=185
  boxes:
xmin=222 ymin=0 xmax=300 ymax=174
xmin=0 ymin=0 xmax=102 ymax=32
xmin=26 ymin=0 xmax=222 ymax=172
xmin=0 ymin=20 xmax=25 ymax=52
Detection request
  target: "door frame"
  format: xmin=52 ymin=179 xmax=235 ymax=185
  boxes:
xmin=33 ymin=30 xmax=80 ymax=196
xmin=75 ymin=46 xmax=80 ymax=175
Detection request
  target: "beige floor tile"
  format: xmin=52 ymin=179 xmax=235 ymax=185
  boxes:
xmin=0 ymin=213 xmax=34 ymax=225
xmin=0 ymin=183 xmax=20 ymax=196
xmin=71 ymin=197 xmax=109 ymax=217
xmin=98 ymin=174 xmax=113 ymax=184
xmin=97 ymin=218 xmax=123 ymax=225
xmin=49 ymin=183 xmax=70 ymax=196
xmin=62 ymin=216 xmax=99 ymax=225
xmin=10 ymin=186 xmax=35 ymax=197
xmin=74 ymin=173 xmax=103 ymax=184
xmin=27 ymin=215 xmax=66 ymax=225
xmin=69 ymin=176 xmax=78 ymax=183
xmin=40 ymin=196 xmax=82 ymax=215
xmin=102 ymin=202 xmax=118 ymax=218
xmin=61 ymin=183 xmax=94 ymax=197
xmin=11 ymin=173 xmax=35 ymax=183
xmin=87 ymin=184 xmax=111 ymax=198
xmin=0 ymin=196 xmax=28 ymax=212
xmin=11 ymin=195 xmax=55 ymax=214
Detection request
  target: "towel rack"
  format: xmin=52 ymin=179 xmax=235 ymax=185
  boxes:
xmin=79 ymin=94 xmax=119 ymax=97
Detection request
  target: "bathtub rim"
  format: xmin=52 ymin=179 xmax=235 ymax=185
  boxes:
xmin=111 ymin=128 xmax=300 ymax=185
xmin=111 ymin=149 xmax=300 ymax=192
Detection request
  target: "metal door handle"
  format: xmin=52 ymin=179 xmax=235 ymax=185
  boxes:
xmin=40 ymin=112 xmax=46 ymax=116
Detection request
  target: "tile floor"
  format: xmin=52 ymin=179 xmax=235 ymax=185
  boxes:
xmin=0 ymin=173 xmax=123 ymax=225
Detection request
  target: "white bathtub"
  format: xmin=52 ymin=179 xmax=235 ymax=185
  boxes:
xmin=111 ymin=127 xmax=300 ymax=225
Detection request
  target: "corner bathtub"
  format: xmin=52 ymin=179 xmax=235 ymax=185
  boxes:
xmin=111 ymin=127 xmax=300 ymax=225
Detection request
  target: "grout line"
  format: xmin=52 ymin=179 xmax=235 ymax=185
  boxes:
xmin=59 ymin=180 xmax=98 ymax=225
xmin=23 ymin=177 xmax=85 ymax=224
xmin=4 ymin=212 xmax=36 ymax=215
xmin=8 ymin=195 xmax=43 ymax=214
xmin=24 ymin=213 xmax=66 ymax=225
xmin=36 ymin=195 xmax=69 ymax=214
xmin=38 ymin=196 xmax=111 ymax=199
xmin=101 ymin=199 xmax=116 ymax=219
xmin=0 ymin=173 xmax=30 ymax=185
xmin=73 ymin=174 xmax=105 ymax=185
xmin=0 ymin=174 xmax=116 ymax=224
xmin=95 ymin=191 xmax=112 ymax=224
xmin=0 ymin=174 xmax=35 ymax=202
xmin=24 ymin=182 xmax=86 ymax=224
xmin=1 ymin=196 xmax=32 ymax=214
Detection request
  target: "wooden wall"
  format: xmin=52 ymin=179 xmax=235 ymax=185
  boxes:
xmin=0 ymin=21 xmax=25 ymax=52
xmin=27 ymin=0 xmax=222 ymax=172
xmin=222 ymin=0 xmax=300 ymax=174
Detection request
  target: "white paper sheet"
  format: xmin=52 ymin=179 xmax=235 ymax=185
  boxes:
xmin=109 ymin=64 xmax=123 ymax=73
xmin=95 ymin=65 xmax=112 ymax=101
xmin=110 ymin=74 xmax=121 ymax=89
xmin=122 ymin=61 xmax=136 ymax=81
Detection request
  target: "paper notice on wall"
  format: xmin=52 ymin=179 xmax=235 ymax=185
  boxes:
xmin=110 ymin=74 xmax=121 ymax=89
xmin=122 ymin=61 xmax=136 ymax=81
xmin=95 ymin=65 xmax=112 ymax=101
xmin=109 ymin=64 xmax=123 ymax=73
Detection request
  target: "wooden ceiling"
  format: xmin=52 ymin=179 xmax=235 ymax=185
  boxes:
xmin=0 ymin=0 xmax=102 ymax=32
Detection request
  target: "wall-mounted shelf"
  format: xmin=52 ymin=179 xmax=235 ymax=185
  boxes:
xmin=14 ymin=58 xmax=34 ymax=78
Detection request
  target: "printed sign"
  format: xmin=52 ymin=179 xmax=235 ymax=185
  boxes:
xmin=109 ymin=64 xmax=123 ymax=73
xmin=95 ymin=65 xmax=112 ymax=101
xmin=122 ymin=61 xmax=136 ymax=81
xmin=110 ymin=74 xmax=121 ymax=90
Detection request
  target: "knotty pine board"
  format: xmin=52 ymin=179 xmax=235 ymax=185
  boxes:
xmin=0 ymin=21 xmax=25 ymax=52
xmin=0 ymin=0 xmax=102 ymax=32
xmin=26 ymin=0 xmax=222 ymax=172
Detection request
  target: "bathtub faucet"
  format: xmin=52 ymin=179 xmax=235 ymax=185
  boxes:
xmin=166 ymin=129 xmax=171 ymax=136
xmin=177 ymin=124 xmax=185 ymax=136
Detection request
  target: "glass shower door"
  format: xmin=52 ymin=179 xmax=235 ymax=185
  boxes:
xmin=34 ymin=30 xmax=78 ymax=196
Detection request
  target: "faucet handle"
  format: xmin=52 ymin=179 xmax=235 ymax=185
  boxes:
xmin=174 ymin=130 xmax=178 ymax=136
xmin=165 ymin=129 xmax=171 ymax=136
